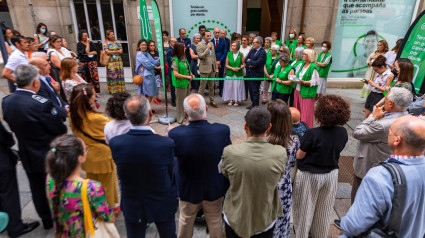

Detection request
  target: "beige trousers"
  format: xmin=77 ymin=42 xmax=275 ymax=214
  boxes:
xmin=198 ymin=71 xmax=216 ymax=103
xmin=178 ymin=197 xmax=223 ymax=238
xmin=175 ymin=86 xmax=190 ymax=123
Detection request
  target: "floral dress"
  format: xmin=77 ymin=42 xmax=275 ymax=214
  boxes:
xmin=273 ymin=135 xmax=301 ymax=238
xmin=102 ymin=41 xmax=126 ymax=94
xmin=46 ymin=175 xmax=113 ymax=237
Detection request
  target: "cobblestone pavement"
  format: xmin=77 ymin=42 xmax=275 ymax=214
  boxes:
xmin=0 ymin=78 xmax=366 ymax=237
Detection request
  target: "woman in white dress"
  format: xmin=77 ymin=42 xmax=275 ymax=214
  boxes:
xmin=222 ymin=41 xmax=246 ymax=106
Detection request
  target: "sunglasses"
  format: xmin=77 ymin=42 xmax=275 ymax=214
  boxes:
xmin=279 ymin=50 xmax=284 ymax=52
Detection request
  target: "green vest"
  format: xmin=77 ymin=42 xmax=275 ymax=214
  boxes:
xmin=288 ymin=40 xmax=298 ymax=60
xmin=274 ymin=40 xmax=282 ymax=46
xmin=266 ymin=55 xmax=279 ymax=75
xmin=317 ymin=51 xmax=332 ymax=78
xmin=296 ymin=62 xmax=318 ymax=99
xmin=171 ymin=57 xmax=190 ymax=88
xmin=292 ymin=60 xmax=305 ymax=74
xmin=285 ymin=39 xmax=295 ymax=47
xmin=272 ymin=64 xmax=294 ymax=94
xmin=226 ymin=52 xmax=244 ymax=77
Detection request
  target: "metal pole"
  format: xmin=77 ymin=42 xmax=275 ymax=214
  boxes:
xmin=0 ymin=29 xmax=15 ymax=93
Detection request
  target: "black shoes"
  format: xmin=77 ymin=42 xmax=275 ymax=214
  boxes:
xmin=171 ymin=101 xmax=176 ymax=107
xmin=334 ymin=219 xmax=342 ymax=230
xmin=42 ymin=218 xmax=53 ymax=230
xmin=10 ymin=221 xmax=40 ymax=238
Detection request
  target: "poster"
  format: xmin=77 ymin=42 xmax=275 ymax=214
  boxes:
xmin=171 ymin=0 xmax=238 ymax=39
xmin=329 ymin=0 xmax=417 ymax=78
xmin=398 ymin=10 xmax=425 ymax=92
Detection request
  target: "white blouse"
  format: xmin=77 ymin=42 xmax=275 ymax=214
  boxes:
xmin=48 ymin=47 xmax=72 ymax=60
xmin=239 ymin=45 xmax=251 ymax=58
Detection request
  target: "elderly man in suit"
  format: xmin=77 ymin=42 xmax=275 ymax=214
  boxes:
xmin=29 ymin=56 xmax=68 ymax=121
xmin=2 ymin=64 xmax=67 ymax=230
xmin=197 ymin=30 xmax=218 ymax=108
xmin=109 ymin=95 xmax=177 ymax=238
xmin=351 ymin=87 xmax=412 ymax=203
xmin=220 ymin=107 xmax=287 ymax=238
xmin=168 ymin=94 xmax=231 ymax=238
xmin=245 ymin=36 xmax=267 ymax=109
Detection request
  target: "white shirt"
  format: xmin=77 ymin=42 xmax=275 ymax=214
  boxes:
xmin=239 ymin=45 xmax=251 ymax=58
xmin=296 ymin=65 xmax=319 ymax=91
xmin=48 ymin=47 xmax=72 ymax=61
xmin=5 ymin=49 xmax=28 ymax=76
xmin=384 ymin=51 xmax=397 ymax=68
xmin=104 ymin=119 xmax=133 ymax=144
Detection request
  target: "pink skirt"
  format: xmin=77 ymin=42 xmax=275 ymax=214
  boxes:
xmin=294 ymin=89 xmax=315 ymax=128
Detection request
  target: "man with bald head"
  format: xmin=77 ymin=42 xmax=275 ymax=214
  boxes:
xmin=29 ymin=56 xmax=68 ymax=120
xmin=168 ymin=93 xmax=231 ymax=237
xmin=110 ymin=95 xmax=177 ymax=237
xmin=340 ymin=115 xmax=425 ymax=237
xmin=290 ymin=107 xmax=309 ymax=138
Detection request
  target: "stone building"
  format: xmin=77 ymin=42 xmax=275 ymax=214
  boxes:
xmin=2 ymin=0 xmax=425 ymax=81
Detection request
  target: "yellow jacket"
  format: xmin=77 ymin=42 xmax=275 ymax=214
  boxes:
xmin=70 ymin=112 xmax=114 ymax=174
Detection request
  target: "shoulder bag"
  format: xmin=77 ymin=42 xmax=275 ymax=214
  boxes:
xmin=360 ymin=162 xmax=406 ymax=238
xmin=100 ymin=50 xmax=110 ymax=66
xmin=133 ymin=62 xmax=144 ymax=85
xmin=82 ymin=179 xmax=120 ymax=238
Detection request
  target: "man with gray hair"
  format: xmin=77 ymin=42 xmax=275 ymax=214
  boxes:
xmin=109 ymin=95 xmax=178 ymax=237
xmin=351 ymin=87 xmax=412 ymax=201
xmin=2 ymin=64 xmax=67 ymax=231
xmin=168 ymin=94 xmax=231 ymax=238
xmin=245 ymin=36 xmax=267 ymax=109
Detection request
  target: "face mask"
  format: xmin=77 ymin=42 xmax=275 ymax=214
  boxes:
xmin=322 ymin=46 xmax=327 ymax=51
xmin=289 ymin=34 xmax=295 ymax=39
xmin=40 ymin=29 xmax=46 ymax=34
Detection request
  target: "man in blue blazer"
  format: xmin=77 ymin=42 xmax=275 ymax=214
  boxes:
xmin=211 ymin=28 xmax=228 ymax=96
xmin=168 ymin=94 xmax=231 ymax=237
xmin=29 ymin=57 xmax=68 ymax=121
xmin=245 ymin=36 xmax=267 ymax=109
xmin=109 ymin=95 xmax=177 ymax=238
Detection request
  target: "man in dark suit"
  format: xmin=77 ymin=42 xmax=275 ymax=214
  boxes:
xmin=245 ymin=36 xmax=267 ymax=109
xmin=211 ymin=28 xmax=228 ymax=96
xmin=166 ymin=37 xmax=177 ymax=107
xmin=2 ymin=64 xmax=67 ymax=230
xmin=0 ymin=120 xmax=40 ymax=237
xmin=109 ymin=95 xmax=177 ymax=238
xmin=168 ymin=94 xmax=231 ymax=237
xmin=29 ymin=56 xmax=68 ymax=121
xmin=177 ymin=28 xmax=192 ymax=63
xmin=220 ymin=29 xmax=231 ymax=52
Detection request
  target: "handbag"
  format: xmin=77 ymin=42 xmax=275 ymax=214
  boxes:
xmin=82 ymin=179 xmax=120 ymax=238
xmin=133 ymin=64 xmax=144 ymax=85
xmin=100 ymin=50 xmax=110 ymax=66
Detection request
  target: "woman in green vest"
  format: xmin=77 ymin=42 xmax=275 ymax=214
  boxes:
xmin=171 ymin=42 xmax=194 ymax=124
xmin=316 ymin=41 xmax=332 ymax=98
xmin=286 ymin=29 xmax=298 ymax=61
xmin=271 ymin=32 xmax=282 ymax=47
xmin=293 ymin=49 xmax=320 ymax=128
xmin=291 ymin=34 xmax=306 ymax=60
xmin=263 ymin=44 xmax=280 ymax=104
xmin=223 ymin=41 xmax=246 ymax=106
xmin=271 ymin=53 xmax=295 ymax=103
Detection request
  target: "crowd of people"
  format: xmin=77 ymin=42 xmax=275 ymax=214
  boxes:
xmin=1 ymin=22 xmax=425 ymax=238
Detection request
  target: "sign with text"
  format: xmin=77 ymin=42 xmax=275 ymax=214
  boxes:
xmin=398 ymin=10 xmax=425 ymax=93
xmin=171 ymin=0 xmax=238 ymax=39
xmin=329 ymin=0 xmax=417 ymax=78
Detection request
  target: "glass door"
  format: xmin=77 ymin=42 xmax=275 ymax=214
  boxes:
xmin=70 ymin=0 xmax=131 ymax=81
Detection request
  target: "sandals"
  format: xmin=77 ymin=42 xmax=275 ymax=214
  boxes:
xmin=228 ymin=101 xmax=234 ymax=106
xmin=234 ymin=103 xmax=239 ymax=107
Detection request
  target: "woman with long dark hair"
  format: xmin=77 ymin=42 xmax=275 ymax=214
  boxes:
xmin=69 ymin=84 xmax=119 ymax=212
xmin=266 ymin=99 xmax=300 ymax=238
xmin=34 ymin=23 xmax=49 ymax=52
xmin=171 ymin=41 xmax=193 ymax=124
xmin=77 ymin=30 xmax=100 ymax=94
xmin=147 ymin=40 xmax=163 ymax=104
xmin=46 ymin=134 xmax=114 ymax=237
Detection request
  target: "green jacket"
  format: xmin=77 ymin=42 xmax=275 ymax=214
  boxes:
xmin=265 ymin=55 xmax=279 ymax=75
xmin=171 ymin=57 xmax=190 ymax=88
xmin=317 ymin=51 xmax=332 ymax=78
xmin=297 ymin=62 xmax=318 ymax=99
xmin=272 ymin=64 xmax=294 ymax=94
xmin=226 ymin=52 xmax=244 ymax=77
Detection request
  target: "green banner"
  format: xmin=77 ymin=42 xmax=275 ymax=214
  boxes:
xmin=399 ymin=10 xmax=425 ymax=93
xmin=150 ymin=0 xmax=167 ymax=98
xmin=139 ymin=0 xmax=152 ymax=40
